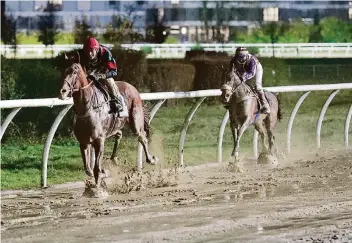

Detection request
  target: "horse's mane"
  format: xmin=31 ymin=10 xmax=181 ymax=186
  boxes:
xmin=222 ymin=66 xmax=241 ymax=88
xmin=70 ymin=63 xmax=87 ymax=79
xmin=56 ymin=49 xmax=85 ymax=74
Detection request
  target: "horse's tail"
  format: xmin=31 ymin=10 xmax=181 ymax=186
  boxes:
xmin=143 ymin=106 xmax=152 ymax=140
xmin=276 ymin=93 xmax=283 ymax=121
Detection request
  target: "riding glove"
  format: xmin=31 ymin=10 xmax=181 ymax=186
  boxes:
xmin=89 ymin=73 xmax=106 ymax=81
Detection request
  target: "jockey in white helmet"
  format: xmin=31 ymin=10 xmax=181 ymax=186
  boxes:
xmin=229 ymin=47 xmax=270 ymax=114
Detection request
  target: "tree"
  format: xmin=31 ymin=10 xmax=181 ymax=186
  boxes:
xmin=103 ymin=16 xmax=143 ymax=44
xmin=309 ymin=13 xmax=323 ymax=43
xmin=73 ymin=16 xmax=94 ymax=44
xmin=213 ymin=1 xmax=228 ymax=42
xmin=38 ymin=1 xmax=58 ymax=51
xmin=145 ymin=8 xmax=169 ymax=43
xmin=319 ymin=17 xmax=352 ymax=42
xmin=237 ymin=22 xmax=285 ymax=44
xmin=278 ymin=20 xmax=311 ymax=43
xmin=1 ymin=1 xmax=18 ymax=56
xmin=200 ymin=1 xmax=211 ymax=42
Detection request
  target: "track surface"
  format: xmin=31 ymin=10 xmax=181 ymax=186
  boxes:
xmin=1 ymin=150 xmax=352 ymax=243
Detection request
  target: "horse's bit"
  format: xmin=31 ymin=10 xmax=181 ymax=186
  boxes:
xmin=63 ymin=64 xmax=92 ymax=94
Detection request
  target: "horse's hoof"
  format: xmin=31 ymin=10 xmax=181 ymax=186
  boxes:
xmin=111 ymin=157 xmax=119 ymax=165
xmin=102 ymin=169 xmax=110 ymax=178
xmin=85 ymin=169 xmax=94 ymax=177
xmin=228 ymin=162 xmax=244 ymax=173
xmin=231 ymin=150 xmax=239 ymax=157
xmin=147 ymin=156 xmax=158 ymax=165
xmin=257 ymin=152 xmax=278 ymax=165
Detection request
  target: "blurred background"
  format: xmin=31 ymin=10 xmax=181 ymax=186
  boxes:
xmin=1 ymin=0 xmax=352 ymax=58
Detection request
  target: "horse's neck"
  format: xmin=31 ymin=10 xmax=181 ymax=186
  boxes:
xmin=232 ymin=81 xmax=254 ymax=103
xmin=72 ymin=87 xmax=93 ymax=115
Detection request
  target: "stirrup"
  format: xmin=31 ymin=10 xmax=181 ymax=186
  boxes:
xmin=117 ymin=105 xmax=129 ymax=117
xmin=115 ymin=101 xmax=128 ymax=118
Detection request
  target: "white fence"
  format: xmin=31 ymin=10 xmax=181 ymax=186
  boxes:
xmin=1 ymin=43 xmax=352 ymax=59
xmin=1 ymin=83 xmax=352 ymax=188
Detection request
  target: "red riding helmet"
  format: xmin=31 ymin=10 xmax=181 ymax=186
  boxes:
xmin=83 ymin=37 xmax=99 ymax=53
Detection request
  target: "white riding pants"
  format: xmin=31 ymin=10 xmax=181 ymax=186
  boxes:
xmin=247 ymin=62 xmax=263 ymax=91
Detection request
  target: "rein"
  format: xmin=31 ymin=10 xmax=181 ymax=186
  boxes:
xmin=226 ymin=70 xmax=245 ymax=93
xmin=63 ymin=71 xmax=93 ymax=93
xmin=64 ymin=64 xmax=108 ymax=118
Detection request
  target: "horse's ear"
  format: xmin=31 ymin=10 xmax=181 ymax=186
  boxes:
xmin=75 ymin=51 xmax=80 ymax=64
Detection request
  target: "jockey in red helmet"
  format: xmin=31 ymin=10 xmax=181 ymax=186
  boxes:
xmin=228 ymin=47 xmax=270 ymax=114
xmin=82 ymin=37 xmax=128 ymax=117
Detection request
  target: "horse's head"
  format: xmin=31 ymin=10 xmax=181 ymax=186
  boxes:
xmin=220 ymin=65 xmax=242 ymax=104
xmin=228 ymin=64 xmax=242 ymax=85
xmin=55 ymin=50 xmax=82 ymax=77
xmin=58 ymin=62 xmax=87 ymax=100
xmin=220 ymin=84 xmax=233 ymax=104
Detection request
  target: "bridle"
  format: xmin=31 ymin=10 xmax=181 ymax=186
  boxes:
xmin=227 ymin=69 xmax=244 ymax=94
xmin=63 ymin=63 xmax=110 ymax=118
xmin=63 ymin=63 xmax=93 ymax=94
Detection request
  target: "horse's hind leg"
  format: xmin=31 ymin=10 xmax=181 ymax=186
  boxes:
xmin=138 ymin=132 xmax=157 ymax=165
xmin=92 ymin=137 xmax=105 ymax=187
xmin=110 ymin=130 xmax=122 ymax=164
xmin=80 ymin=143 xmax=93 ymax=177
xmin=265 ymin=119 xmax=277 ymax=155
xmin=254 ymin=121 xmax=269 ymax=154
xmin=130 ymin=105 xmax=158 ymax=165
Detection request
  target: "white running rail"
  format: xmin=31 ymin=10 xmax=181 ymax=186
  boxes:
xmin=1 ymin=83 xmax=352 ymax=188
xmin=1 ymin=43 xmax=351 ymax=58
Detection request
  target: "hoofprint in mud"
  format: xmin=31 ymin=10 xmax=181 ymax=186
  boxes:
xmin=1 ymin=149 xmax=352 ymax=243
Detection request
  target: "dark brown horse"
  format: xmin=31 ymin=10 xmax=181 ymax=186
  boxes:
xmin=221 ymin=67 xmax=282 ymax=161
xmin=58 ymin=56 xmax=157 ymax=188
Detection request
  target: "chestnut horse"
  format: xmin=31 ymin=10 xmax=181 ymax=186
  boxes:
xmin=58 ymin=55 xmax=157 ymax=188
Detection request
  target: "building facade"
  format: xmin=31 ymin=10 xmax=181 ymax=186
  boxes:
xmin=4 ymin=0 xmax=352 ymax=42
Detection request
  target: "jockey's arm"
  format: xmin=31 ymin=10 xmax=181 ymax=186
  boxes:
xmin=244 ymin=58 xmax=257 ymax=81
xmin=102 ymin=48 xmax=118 ymax=79
xmin=106 ymin=69 xmax=117 ymax=79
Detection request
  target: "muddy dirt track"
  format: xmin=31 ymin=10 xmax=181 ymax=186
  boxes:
xmin=1 ymin=150 xmax=352 ymax=243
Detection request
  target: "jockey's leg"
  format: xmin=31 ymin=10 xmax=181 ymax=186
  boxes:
xmin=105 ymin=78 xmax=129 ymax=117
xmin=255 ymin=63 xmax=271 ymax=114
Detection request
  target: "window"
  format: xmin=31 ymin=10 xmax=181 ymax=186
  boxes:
xmin=171 ymin=0 xmax=179 ymax=5
xmin=77 ymin=0 xmax=91 ymax=11
xmin=263 ymin=7 xmax=279 ymax=22
xmin=49 ymin=0 xmax=62 ymax=4
xmin=48 ymin=0 xmax=62 ymax=11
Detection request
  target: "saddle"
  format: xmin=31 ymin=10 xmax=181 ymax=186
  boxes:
xmin=91 ymin=79 xmax=127 ymax=115
xmin=92 ymin=80 xmax=111 ymax=101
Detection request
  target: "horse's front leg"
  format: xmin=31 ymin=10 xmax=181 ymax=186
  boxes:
xmin=92 ymin=137 xmax=105 ymax=187
xmin=232 ymin=116 xmax=251 ymax=159
xmin=80 ymin=143 xmax=94 ymax=177
xmin=230 ymin=119 xmax=238 ymax=156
